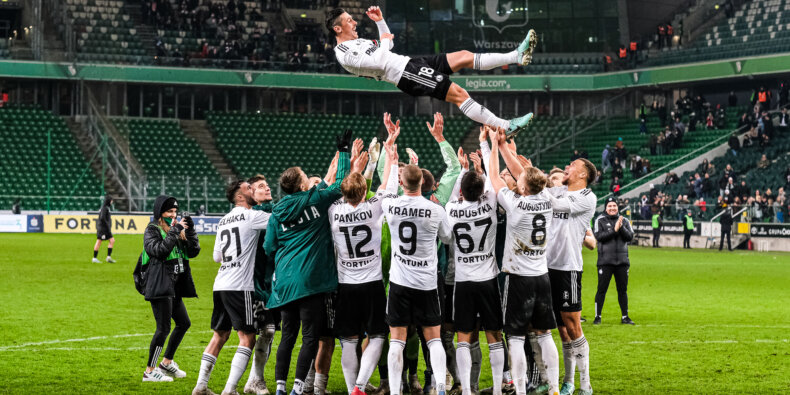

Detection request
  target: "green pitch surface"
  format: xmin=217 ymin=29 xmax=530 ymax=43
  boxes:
xmin=1 ymin=233 xmax=789 ymax=394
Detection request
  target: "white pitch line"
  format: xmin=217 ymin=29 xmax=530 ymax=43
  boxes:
xmin=0 ymin=333 xmax=151 ymax=351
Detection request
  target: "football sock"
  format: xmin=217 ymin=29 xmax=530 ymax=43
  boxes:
xmin=459 ymin=98 xmax=510 ymax=130
xmin=293 ymin=379 xmax=305 ymax=395
xmin=248 ymin=328 xmax=275 ymax=384
xmin=473 ymin=51 xmax=519 ymax=70
xmin=470 ymin=341 xmax=482 ymax=390
xmin=573 ymin=336 xmax=591 ymax=391
xmin=441 ymin=330 xmax=458 ymax=383
xmin=276 ymin=381 xmax=287 ymax=393
xmin=107 ymin=248 xmax=112 ymax=257
xmin=314 ymin=373 xmax=328 ymax=395
xmin=507 ymin=336 xmax=527 ymax=395
xmin=305 ymin=365 xmax=316 ymax=392
xmin=455 ymin=342 xmax=472 ymax=395
xmin=340 ymin=338 xmax=360 ymax=393
xmin=527 ymin=334 xmax=548 ymax=384
xmin=427 ymin=338 xmax=447 ymax=392
xmin=196 ymin=352 xmax=217 ymax=388
xmin=388 ymin=339 xmax=406 ymax=395
xmin=357 ymin=336 xmax=385 ymax=390
xmin=224 ymin=346 xmax=252 ymax=393
xmin=489 ymin=342 xmax=505 ymax=395
xmin=537 ymin=333 xmax=559 ymax=393
xmin=93 ymin=250 xmax=98 ymax=258
xmin=561 ymin=341 xmax=575 ymax=385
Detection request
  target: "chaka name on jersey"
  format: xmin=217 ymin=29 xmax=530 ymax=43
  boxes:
xmin=339 ymin=257 xmax=376 ymax=268
xmin=457 ymin=251 xmax=493 ymax=264
xmin=516 ymin=201 xmax=551 ymax=212
xmin=281 ymin=206 xmax=321 ymax=231
xmin=219 ymin=261 xmax=243 ymax=271
xmin=334 ymin=210 xmax=373 ymax=223
xmin=394 ymin=252 xmax=429 ymax=267
xmin=449 ymin=204 xmax=493 ymax=218
xmin=388 ymin=206 xmax=432 ymax=218
xmin=219 ymin=213 xmax=245 ymax=226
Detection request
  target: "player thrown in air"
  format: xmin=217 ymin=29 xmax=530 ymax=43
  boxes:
xmin=327 ymin=6 xmax=537 ymax=139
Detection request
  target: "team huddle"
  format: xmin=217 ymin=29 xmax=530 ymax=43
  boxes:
xmin=154 ymin=110 xmax=597 ymax=395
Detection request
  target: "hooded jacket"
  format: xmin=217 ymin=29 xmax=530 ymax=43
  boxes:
xmin=97 ymin=196 xmax=112 ymax=235
xmin=143 ymin=195 xmax=201 ymax=300
xmin=252 ymin=202 xmax=274 ymax=304
xmin=263 ymin=152 xmax=349 ymax=308
xmin=593 ymin=213 xmax=634 ymax=266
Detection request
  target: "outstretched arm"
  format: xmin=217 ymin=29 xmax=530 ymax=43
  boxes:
xmin=497 ymin=127 xmax=527 ymax=179
xmin=367 ymin=6 xmax=394 ymax=50
xmin=450 ymin=147 xmax=469 ymax=202
xmin=377 ymin=112 xmax=400 ymax=182
xmin=488 ymin=128 xmax=508 ymax=193
xmin=379 ymin=141 xmax=400 ymax=193
xmin=429 ymin=113 xmax=461 ymax=206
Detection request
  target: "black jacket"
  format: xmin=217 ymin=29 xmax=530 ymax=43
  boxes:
xmin=143 ymin=195 xmax=201 ymax=301
xmin=97 ymin=196 xmax=112 ymax=234
xmin=720 ymin=211 xmax=733 ymax=232
xmin=594 ymin=213 xmax=634 ymax=266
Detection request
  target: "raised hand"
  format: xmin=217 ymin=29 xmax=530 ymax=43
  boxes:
xmin=350 ymin=138 xmax=364 ymax=162
xmin=385 ymin=142 xmax=399 ymax=162
xmin=324 ymin=151 xmax=340 ymax=184
xmin=469 ymin=151 xmax=483 ymax=175
xmin=517 ymin=155 xmax=532 ymax=169
xmin=383 ymin=112 xmax=401 ymax=145
xmin=366 ymin=5 xmax=383 ymax=22
xmin=351 ymin=151 xmax=369 ymax=174
xmin=457 ymin=147 xmax=469 ymax=170
xmin=426 ymin=112 xmax=445 ymax=143
xmin=406 ymin=148 xmax=418 ymax=165
xmin=336 ymin=129 xmax=353 ymax=152
xmin=479 ymin=125 xmax=490 ymax=142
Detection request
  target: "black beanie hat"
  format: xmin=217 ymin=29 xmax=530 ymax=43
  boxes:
xmin=160 ymin=197 xmax=178 ymax=217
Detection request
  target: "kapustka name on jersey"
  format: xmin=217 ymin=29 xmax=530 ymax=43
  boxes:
xmin=516 ymin=201 xmax=551 ymax=212
xmin=394 ymin=252 xmax=429 ymax=267
xmin=281 ymin=206 xmax=321 ymax=231
xmin=388 ymin=206 xmax=432 ymax=218
xmin=218 ymin=213 xmax=245 ymax=226
xmin=334 ymin=210 xmax=373 ymax=223
xmin=449 ymin=204 xmax=493 ymax=218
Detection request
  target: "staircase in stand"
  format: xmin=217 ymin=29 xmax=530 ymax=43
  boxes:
xmin=181 ymin=120 xmax=237 ymax=182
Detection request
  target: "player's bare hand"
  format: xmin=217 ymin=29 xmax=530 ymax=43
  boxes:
xmin=385 ymin=142 xmax=399 ymax=162
xmin=469 ymin=151 xmax=483 ymax=175
xmin=517 ymin=155 xmax=532 ymax=169
xmin=383 ymin=112 xmax=400 ymax=145
xmin=406 ymin=148 xmax=418 ymax=165
xmin=479 ymin=125 xmax=490 ymax=142
xmin=351 ymin=151 xmax=369 ymax=174
xmin=366 ymin=6 xmax=383 ymax=22
xmin=381 ymin=32 xmax=394 ymax=41
xmin=350 ymin=138 xmax=364 ymax=162
xmin=457 ymin=147 xmax=469 ymax=170
xmin=492 ymin=127 xmax=506 ymax=145
xmin=426 ymin=112 xmax=445 ymax=143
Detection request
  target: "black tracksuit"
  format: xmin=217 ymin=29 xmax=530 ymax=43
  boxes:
xmin=720 ymin=211 xmax=733 ymax=251
xmin=593 ymin=213 xmax=634 ymax=318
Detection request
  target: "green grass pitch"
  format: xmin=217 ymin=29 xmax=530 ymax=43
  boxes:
xmin=0 ymin=233 xmax=788 ymax=394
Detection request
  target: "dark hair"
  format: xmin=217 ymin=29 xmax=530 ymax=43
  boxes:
xmin=225 ymin=180 xmax=244 ymax=204
xmin=578 ymin=158 xmax=597 ymax=186
xmin=460 ymin=171 xmax=485 ymax=202
xmin=421 ymin=169 xmax=435 ymax=194
xmin=247 ymin=174 xmax=266 ymax=185
xmin=279 ymin=167 xmax=304 ymax=195
xmin=325 ymin=8 xmax=346 ymax=36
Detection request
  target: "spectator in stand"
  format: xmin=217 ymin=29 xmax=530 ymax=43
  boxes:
xmin=778 ymin=107 xmax=789 ymax=132
xmin=629 ymin=155 xmax=642 ymax=179
xmin=737 ymin=113 xmax=753 ymax=130
xmin=693 ymin=173 xmax=703 ymax=198
xmin=11 ymin=198 xmax=21 ymax=214
xmin=721 ymin=164 xmax=736 ymax=182
xmin=757 ymin=154 xmax=771 ymax=169
xmin=702 ymin=173 xmax=714 ymax=200
xmin=664 ymin=172 xmax=679 ymax=185
xmin=611 ymin=176 xmax=622 ymax=197
xmin=571 ymin=149 xmax=582 ymax=161
xmin=648 ymin=134 xmax=658 ymax=156
xmin=706 ymin=113 xmax=715 ymax=130
xmin=640 ymin=195 xmax=651 ymax=219
xmin=719 ymin=208 xmax=733 ymax=251
xmin=642 ymin=159 xmax=652 ymax=176
xmin=657 ymin=23 xmax=667 ymax=49
xmin=723 ymin=177 xmax=736 ymax=199
xmin=728 ymin=132 xmax=741 ymax=156
xmin=602 ymin=145 xmax=611 ymax=173
xmin=682 ymin=210 xmax=694 ymax=249
xmin=744 ymin=122 xmax=760 ymax=147
xmin=779 ymin=81 xmax=789 ymax=109
xmin=639 ymin=118 xmax=647 ymax=135
xmin=756 ymin=86 xmax=772 ymax=112
xmin=728 ymin=91 xmax=738 ymax=107
xmin=612 ymin=158 xmax=624 ymax=180
xmin=656 ymin=132 xmax=666 ymax=155
xmin=594 ymin=170 xmax=603 ymax=185
xmin=785 ymin=166 xmax=790 ymax=190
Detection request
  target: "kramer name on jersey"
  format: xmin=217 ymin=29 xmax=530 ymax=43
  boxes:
xmin=388 ymin=206 xmax=433 ymax=218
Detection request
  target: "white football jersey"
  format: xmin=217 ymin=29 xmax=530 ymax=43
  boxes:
xmin=334 ymin=38 xmax=410 ymax=84
xmin=446 ymin=188 xmax=498 ymax=283
xmin=328 ymin=165 xmax=399 ymax=284
xmin=212 ymin=206 xmax=270 ymax=291
xmin=497 ymin=188 xmax=553 ymax=276
xmin=545 ymin=186 xmax=597 ymax=272
xmin=382 ymin=195 xmax=453 ymax=291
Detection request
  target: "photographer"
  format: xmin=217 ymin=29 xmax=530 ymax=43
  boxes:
xmin=140 ymin=195 xmax=201 ymax=382
xmin=593 ymin=198 xmax=635 ymax=325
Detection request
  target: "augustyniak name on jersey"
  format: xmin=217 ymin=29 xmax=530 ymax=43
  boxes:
xmin=517 ymin=201 xmax=551 ymax=212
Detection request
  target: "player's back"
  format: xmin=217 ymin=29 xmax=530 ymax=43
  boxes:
xmin=382 ymin=195 xmax=451 ymax=290
xmin=213 ymin=206 xmax=270 ymax=291
xmin=445 ymin=190 xmax=498 ymax=282
xmin=546 ymin=186 xmax=596 ymax=272
xmin=497 ymin=188 xmax=553 ymax=276
xmin=329 ymin=192 xmax=396 ymax=284
xmin=334 ymin=38 xmax=410 ymax=84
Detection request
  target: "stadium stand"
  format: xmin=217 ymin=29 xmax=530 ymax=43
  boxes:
xmin=68 ymin=0 xmax=148 ymax=63
xmin=0 ymin=105 xmax=104 ymax=211
xmin=206 ymin=112 xmax=473 ymax=188
xmin=0 ymin=39 xmax=9 ymax=59
xmin=647 ymin=0 xmax=790 ymax=66
xmin=111 ymin=117 xmax=229 ymax=213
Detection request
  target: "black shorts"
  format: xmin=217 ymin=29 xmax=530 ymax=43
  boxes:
xmin=319 ymin=292 xmax=337 ymax=338
xmin=386 ymin=282 xmax=442 ymax=328
xmin=502 ymin=273 xmax=557 ymax=335
xmin=211 ymin=290 xmax=256 ymax=333
xmin=443 ymin=283 xmax=454 ymax=324
xmin=548 ymin=269 xmax=583 ymax=325
xmin=454 ymin=278 xmax=503 ymax=333
xmin=335 ymin=280 xmax=389 ymax=338
xmin=396 ymin=54 xmax=454 ymax=101
xmin=97 ymin=231 xmax=112 ymax=240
